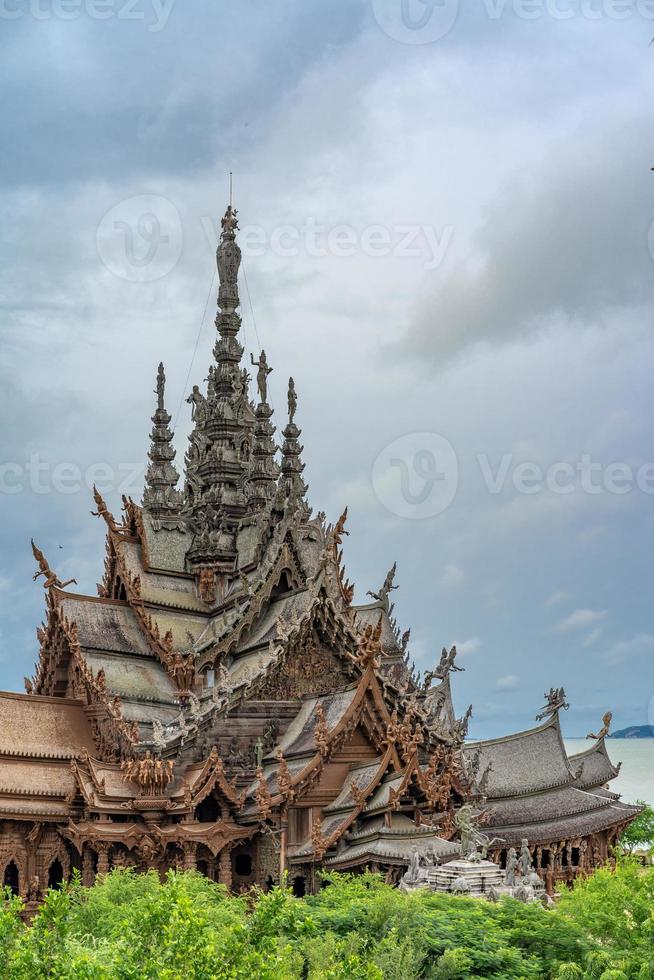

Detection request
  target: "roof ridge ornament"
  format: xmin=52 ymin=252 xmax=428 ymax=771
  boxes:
xmin=535 ymin=687 xmax=570 ymax=722
xmin=31 ymin=540 xmax=77 ymax=591
xmin=586 ymin=710 xmax=612 ymax=740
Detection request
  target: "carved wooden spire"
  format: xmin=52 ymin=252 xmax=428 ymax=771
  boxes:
xmin=280 ymin=377 xmax=310 ymax=515
xmin=183 ymin=205 xmax=254 ymax=579
xmin=142 ymin=363 xmax=184 ymax=531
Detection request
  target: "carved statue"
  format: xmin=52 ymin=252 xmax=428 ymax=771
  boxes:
xmin=31 ymin=540 xmax=77 ymax=590
xmin=519 ymin=839 xmax=532 ymax=877
xmin=26 ymin=874 xmax=41 ymax=903
xmin=454 ymin=804 xmax=493 ymax=860
xmin=587 ymin=711 xmax=612 ymax=740
xmin=536 ymin=687 xmax=570 ymax=721
xmin=155 ymin=362 xmax=166 ymax=411
xmin=186 ymin=385 xmax=206 ymax=423
xmin=287 ymin=377 xmax=297 ymax=424
xmin=366 ymin=562 xmax=398 ymax=603
xmin=505 ymin=847 xmax=519 ymax=886
xmin=250 ymin=350 xmax=273 ymax=404
xmin=221 ymin=204 xmax=239 ymax=235
xmin=435 ymin=645 xmax=464 ymax=679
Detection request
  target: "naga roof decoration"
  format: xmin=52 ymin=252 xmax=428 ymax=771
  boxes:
xmin=0 ymin=204 xmax=639 ymax=901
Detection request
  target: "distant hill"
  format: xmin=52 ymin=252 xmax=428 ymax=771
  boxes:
xmin=609 ymin=725 xmax=654 ymax=739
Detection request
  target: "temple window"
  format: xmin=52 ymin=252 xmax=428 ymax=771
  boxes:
xmin=204 ymin=668 xmax=215 ymax=689
xmin=48 ymin=858 xmax=64 ymax=889
xmin=571 ymin=847 xmax=580 ymax=866
xmin=3 ymin=860 xmax=19 ymax=896
xmin=196 ymin=795 xmax=220 ymax=823
xmin=234 ymin=853 xmax=252 ymax=877
xmin=541 ymin=849 xmax=550 ymax=868
xmin=499 ymin=849 xmax=507 ymax=869
xmin=288 ymin=807 xmax=310 ymax=844
xmin=292 ymin=875 xmax=306 ymax=898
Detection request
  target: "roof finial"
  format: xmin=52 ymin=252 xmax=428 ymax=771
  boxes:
xmin=229 ymin=171 xmax=233 ymax=208
xmin=142 ymin=362 xmax=183 ymax=531
xmin=155 ymin=361 xmax=165 ymax=412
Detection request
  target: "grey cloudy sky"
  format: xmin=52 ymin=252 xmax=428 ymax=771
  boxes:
xmin=1 ymin=0 xmax=653 ymax=738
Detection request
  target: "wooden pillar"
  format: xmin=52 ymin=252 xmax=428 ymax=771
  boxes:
xmin=95 ymin=842 xmax=110 ymax=877
xmin=218 ymin=847 xmax=232 ymax=891
xmin=279 ymin=807 xmax=288 ymax=882
xmin=82 ymin=846 xmax=95 ymax=887
xmin=181 ymin=843 xmax=197 ymax=872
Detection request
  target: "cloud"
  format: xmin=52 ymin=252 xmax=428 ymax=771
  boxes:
xmin=605 ymin=633 xmax=654 ymax=667
xmin=439 ymin=563 xmax=464 ymax=588
xmin=554 ymin=609 xmax=607 ymax=634
xmin=496 ymin=674 xmax=519 ymax=691
xmin=456 ymin=637 xmax=481 ymax=657
xmin=398 ymin=103 xmax=653 ymax=366
xmin=582 ymin=628 xmax=603 ymax=649
xmin=544 ymin=591 xmax=570 ymax=608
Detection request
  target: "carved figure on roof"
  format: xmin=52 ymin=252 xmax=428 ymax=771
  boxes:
xmin=400 ymin=628 xmax=411 ymax=653
xmin=436 ymin=645 xmax=464 ymax=678
xmin=454 ymin=705 xmax=473 ymax=742
xmin=155 ymin=362 xmax=166 ymax=411
xmin=536 ymin=687 xmax=570 ymax=721
xmin=186 ymin=385 xmax=207 ymax=423
xmin=31 ymin=540 xmax=77 ymax=590
xmin=250 ymin=350 xmax=273 ymax=404
xmin=366 ymin=562 xmax=398 ymax=603
xmin=587 ymin=711 xmax=612 ymax=740
xmin=221 ymin=204 xmax=239 ymax=235
xmin=91 ymin=486 xmax=121 ymax=533
xmin=287 ymin=377 xmax=297 ymax=424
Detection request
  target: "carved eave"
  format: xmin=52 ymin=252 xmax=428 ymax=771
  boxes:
xmin=184 ymin=747 xmax=244 ymax=811
xmin=303 ymin=745 xmax=397 ymax=861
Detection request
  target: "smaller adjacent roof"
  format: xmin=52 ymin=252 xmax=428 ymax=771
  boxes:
xmin=569 ymin=739 xmax=620 ymax=791
xmin=464 ymin=715 xmax=574 ymax=799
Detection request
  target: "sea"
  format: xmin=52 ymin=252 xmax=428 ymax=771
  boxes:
xmin=564 ymin=739 xmax=654 ymax=807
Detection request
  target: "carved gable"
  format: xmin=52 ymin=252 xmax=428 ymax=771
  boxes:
xmin=257 ymin=632 xmax=352 ymax=700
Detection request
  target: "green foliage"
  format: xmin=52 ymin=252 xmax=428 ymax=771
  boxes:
xmin=0 ymin=859 xmax=650 ymax=978
xmin=620 ymin=804 xmax=654 ymax=855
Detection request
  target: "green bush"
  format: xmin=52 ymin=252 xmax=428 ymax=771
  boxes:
xmin=0 ymin=860 xmax=650 ymax=978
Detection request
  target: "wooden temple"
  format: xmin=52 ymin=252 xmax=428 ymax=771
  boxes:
xmin=0 ymin=205 xmax=640 ymax=907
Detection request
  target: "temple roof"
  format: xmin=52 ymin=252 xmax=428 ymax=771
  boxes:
xmin=0 ymin=691 xmax=94 ymax=760
xmin=324 ymin=814 xmax=458 ymax=868
xmin=569 ymin=738 xmax=620 ymax=791
xmin=464 ymin=715 xmax=574 ymax=799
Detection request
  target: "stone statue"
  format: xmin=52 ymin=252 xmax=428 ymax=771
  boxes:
xmin=254 ymin=737 xmax=264 ymax=768
xmin=536 ymin=687 xmax=570 ymax=721
xmin=519 ymin=839 xmax=532 ymax=877
xmin=505 ymin=847 xmax=519 ymax=886
xmin=250 ymin=350 xmax=273 ymax=404
xmin=287 ymin=377 xmax=297 ymax=424
xmin=587 ymin=711 xmax=612 ymax=740
xmin=455 ymin=804 xmax=489 ymax=860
